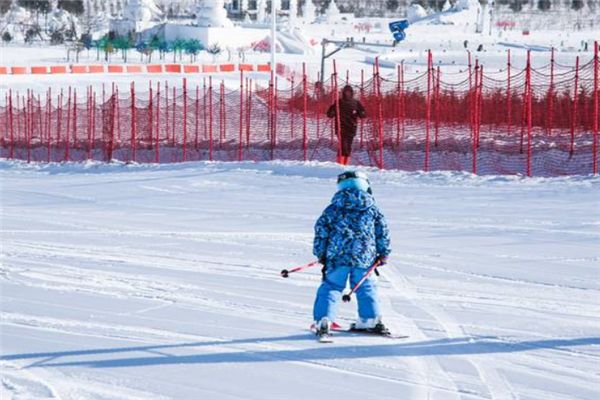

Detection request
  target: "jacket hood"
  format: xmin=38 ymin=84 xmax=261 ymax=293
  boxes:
xmin=332 ymin=188 xmax=374 ymax=211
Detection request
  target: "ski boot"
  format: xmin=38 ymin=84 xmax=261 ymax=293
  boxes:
xmin=315 ymin=318 xmax=333 ymax=343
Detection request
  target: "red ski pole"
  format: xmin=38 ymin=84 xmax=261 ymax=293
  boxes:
xmin=342 ymin=260 xmax=381 ymax=302
xmin=281 ymin=261 xmax=320 ymax=278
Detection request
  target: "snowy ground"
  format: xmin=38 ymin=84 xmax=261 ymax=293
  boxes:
xmin=1 ymin=160 xmax=599 ymax=400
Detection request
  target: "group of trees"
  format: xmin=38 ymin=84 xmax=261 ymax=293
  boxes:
xmin=302 ymin=0 xmax=597 ymax=13
xmin=1 ymin=0 xmax=85 ymax=15
xmin=0 ymin=0 xmax=83 ymax=44
xmin=91 ymin=34 xmax=208 ymax=63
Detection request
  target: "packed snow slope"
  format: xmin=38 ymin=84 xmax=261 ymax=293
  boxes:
xmin=1 ymin=160 xmax=599 ymax=400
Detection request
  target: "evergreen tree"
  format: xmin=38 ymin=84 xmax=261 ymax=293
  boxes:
xmin=537 ymin=0 xmax=551 ymax=10
xmin=58 ymin=0 xmax=84 ymax=15
xmin=571 ymin=0 xmax=584 ymax=9
xmin=2 ymin=31 xmax=12 ymax=43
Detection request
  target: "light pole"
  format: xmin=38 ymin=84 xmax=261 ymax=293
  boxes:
xmin=271 ymin=0 xmax=276 ymax=73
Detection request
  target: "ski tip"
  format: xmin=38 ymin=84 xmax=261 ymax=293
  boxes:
xmin=309 ymin=321 xmax=343 ymax=331
xmin=318 ymin=335 xmax=334 ymax=343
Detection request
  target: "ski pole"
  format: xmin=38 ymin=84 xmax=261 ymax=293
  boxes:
xmin=281 ymin=261 xmax=320 ymax=278
xmin=342 ymin=260 xmax=381 ymax=302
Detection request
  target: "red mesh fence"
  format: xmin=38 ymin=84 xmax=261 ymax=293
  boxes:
xmin=1 ymin=47 xmax=598 ymax=177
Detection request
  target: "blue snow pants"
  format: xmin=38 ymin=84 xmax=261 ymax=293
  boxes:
xmin=313 ymin=266 xmax=380 ymax=322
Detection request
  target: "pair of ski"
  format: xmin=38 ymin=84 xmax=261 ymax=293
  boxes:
xmin=311 ymin=322 xmax=408 ymax=343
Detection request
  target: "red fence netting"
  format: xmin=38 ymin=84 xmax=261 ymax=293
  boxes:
xmin=1 ymin=47 xmax=598 ymax=177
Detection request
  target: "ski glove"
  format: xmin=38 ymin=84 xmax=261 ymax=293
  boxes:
xmin=319 ymin=258 xmax=327 ymax=281
xmin=376 ymin=256 xmax=388 ymax=266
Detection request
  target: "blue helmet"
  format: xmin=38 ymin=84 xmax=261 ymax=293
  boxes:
xmin=337 ymin=170 xmax=372 ymax=194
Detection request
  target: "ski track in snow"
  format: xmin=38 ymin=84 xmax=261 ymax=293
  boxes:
xmin=1 ymin=160 xmax=599 ymax=400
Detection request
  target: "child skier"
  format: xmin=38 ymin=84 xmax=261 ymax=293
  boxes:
xmin=312 ymin=171 xmax=391 ymax=339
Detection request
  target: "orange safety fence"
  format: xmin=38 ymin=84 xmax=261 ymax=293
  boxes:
xmin=220 ymin=64 xmax=235 ymax=72
xmin=31 ymin=66 xmax=48 ymax=74
xmin=202 ymin=64 xmax=218 ymax=73
xmin=88 ymin=65 xmax=105 ymax=73
xmin=108 ymin=65 xmax=124 ymax=73
xmin=183 ymin=65 xmax=200 ymax=73
xmin=50 ymin=66 xmax=67 ymax=74
xmin=164 ymin=64 xmax=182 ymax=73
xmin=1 ymin=63 xmax=272 ymax=75
xmin=11 ymin=67 xmax=27 ymax=74
xmin=71 ymin=65 xmax=87 ymax=73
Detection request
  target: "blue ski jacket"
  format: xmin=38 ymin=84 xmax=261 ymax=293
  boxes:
xmin=313 ymin=189 xmax=391 ymax=269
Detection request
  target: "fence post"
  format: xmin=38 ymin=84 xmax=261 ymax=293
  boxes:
xmin=570 ymin=55 xmax=579 ymax=156
xmin=73 ymin=89 xmax=78 ymax=161
xmin=148 ymin=82 xmax=153 ymax=152
xmin=359 ymin=69 xmax=365 ymax=148
xmin=17 ymin=94 xmax=22 ymax=159
xmin=219 ymin=81 xmax=224 ymax=149
xmin=526 ymin=51 xmax=533 ymax=177
xmin=425 ymin=51 xmax=432 ymax=172
xmin=593 ymin=41 xmax=598 ymax=175
xmin=547 ymin=47 xmax=555 ymax=136
xmin=333 ymin=59 xmax=342 ymax=163
xmin=172 ymin=86 xmax=176 ymax=148
xmin=478 ymin=65 xmax=484 ymax=149
xmin=46 ymin=89 xmax=51 ymax=162
xmin=183 ymin=77 xmax=188 ymax=162
xmin=57 ymin=90 xmax=62 ymax=161
xmin=107 ymin=86 xmax=114 ymax=162
xmin=8 ymin=90 xmax=13 ymax=159
xmin=274 ymin=77 xmax=279 ymax=153
xmin=156 ymin=82 xmax=160 ymax=163
xmin=65 ymin=87 xmax=71 ymax=161
xmin=435 ymin=66 xmax=441 ymax=147
xmin=26 ymin=91 xmax=31 ymax=163
xmin=209 ymin=76 xmax=213 ymax=161
xmin=507 ymin=49 xmax=512 ymax=136
xmin=290 ymin=75 xmax=295 ymax=140
xmin=115 ymin=86 xmax=121 ymax=144
xmin=37 ymin=93 xmax=43 ymax=162
xmin=269 ymin=72 xmax=273 ymax=160
xmin=239 ymin=71 xmax=244 ymax=161
xmin=303 ymin=63 xmax=308 ymax=161
xmin=396 ymin=64 xmax=401 ymax=146
xmin=87 ymin=87 xmax=92 ymax=160
xmin=472 ymin=60 xmax=479 ymax=174
xmin=520 ymin=57 xmax=528 ymax=154
xmin=203 ymin=78 xmax=207 ymax=142
xmin=375 ymin=57 xmax=384 ymax=169
xmin=131 ymin=82 xmax=136 ymax=162
xmin=195 ymin=85 xmax=199 ymax=152
xmin=92 ymin=89 xmax=96 ymax=161
xmin=246 ymin=78 xmax=252 ymax=147
xmin=165 ymin=81 xmax=169 ymax=144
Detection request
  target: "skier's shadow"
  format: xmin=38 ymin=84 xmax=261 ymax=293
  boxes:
xmin=3 ymin=335 xmax=599 ymax=369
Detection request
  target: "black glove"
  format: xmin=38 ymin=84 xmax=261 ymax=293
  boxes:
xmin=374 ymin=256 xmax=388 ymax=277
xmin=376 ymin=256 xmax=388 ymax=266
xmin=319 ymin=257 xmax=327 ymax=281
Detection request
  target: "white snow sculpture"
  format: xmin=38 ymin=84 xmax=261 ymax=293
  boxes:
xmin=407 ymin=4 xmax=427 ymax=21
xmin=123 ymin=0 xmax=163 ymax=25
xmin=289 ymin=0 xmax=298 ymax=26
xmin=196 ymin=0 xmax=233 ymax=28
xmin=456 ymin=0 xmax=481 ymax=11
xmin=302 ymin=0 xmax=317 ymax=24
xmin=257 ymin=0 xmax=267 ymax=23
xmin=324 ymin=0 xmax=340 ymax=23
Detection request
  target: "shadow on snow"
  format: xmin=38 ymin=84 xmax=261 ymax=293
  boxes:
xmin=2 ymin=334 xmax=599 ymax=369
